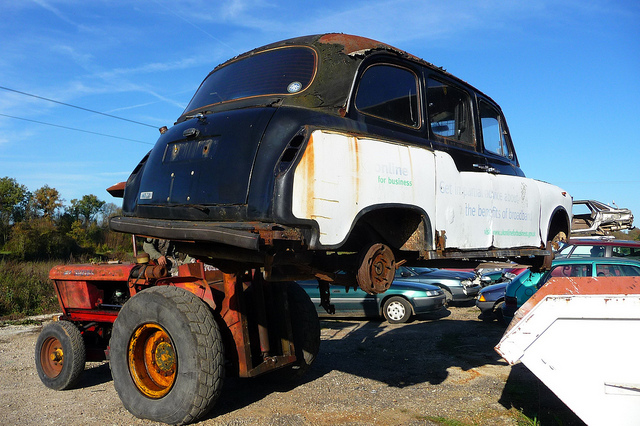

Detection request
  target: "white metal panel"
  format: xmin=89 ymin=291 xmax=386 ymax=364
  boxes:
xmin=292 ymin=130 xmax=437 ymax=246
xmin=497 ymin=295 xmax=640 ymax=426
xmin=292 ymin=129 xmax=570 ymax=249
xmin=434 ymin=152 xmax=545 ymax=248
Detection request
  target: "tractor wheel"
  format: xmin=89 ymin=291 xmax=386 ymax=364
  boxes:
xmin=270 ymin=282 xmax=320 ymax=381
xmin=382 ymin=296 xmax=412 ymax=324
xmin=35 ymin=320 xmax=86 ymax=390
xmin=110 ymin=286 xmax=224 ymax=425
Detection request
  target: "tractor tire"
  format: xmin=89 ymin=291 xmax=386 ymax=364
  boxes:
xmin=35 ymin=320 xmax=86 ymax=390
xmin=382 ymin=296 xmax=412 ymax=324
xmin=110 ymin=286 xmax=224 ymax=425
xmin=270 ymin=282 xmax=320 ymax=381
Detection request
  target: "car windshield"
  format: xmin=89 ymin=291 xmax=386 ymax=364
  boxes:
xmin=182 ymin=46 xmax=316 ymax=116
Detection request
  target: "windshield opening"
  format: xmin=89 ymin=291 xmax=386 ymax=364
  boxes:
xmin=182 ymin=46 xmax=317 ymax=116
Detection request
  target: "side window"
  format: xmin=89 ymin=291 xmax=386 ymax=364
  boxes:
xmin=426 ymin=78 xmax=474 ymax=145
xmin=479 ymin=101 xmax=513 ymax=159
xmin=612 ymin=246 xmax=640 ymax=257
xmin=550 ymin=264 xmax=592 ymax=277
xmin=597 ymin=264 xmax=640 ymax=276
xmin=355 ymin=64 xmax=420 ymax=127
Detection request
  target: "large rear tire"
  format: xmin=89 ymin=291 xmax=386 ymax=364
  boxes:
xmin=110 ymin=286 xmax=224 ymax=425
xmin=271 ymin=282 xmax=320 ymax=381
xmin=35 ymin=320 xmax=86 ymax=390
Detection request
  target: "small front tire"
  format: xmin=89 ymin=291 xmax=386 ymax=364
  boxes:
xmin=35 ymin=320 xmax=86 ymax=390
xmin=382 ymin=296 xmax=412 ymax=324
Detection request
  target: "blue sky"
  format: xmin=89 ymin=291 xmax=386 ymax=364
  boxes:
xmin=1 ymin=0 xmax=639 ymax=223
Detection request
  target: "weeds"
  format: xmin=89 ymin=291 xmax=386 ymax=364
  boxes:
xmin=0 ymin=259 xmax=59 ymax=319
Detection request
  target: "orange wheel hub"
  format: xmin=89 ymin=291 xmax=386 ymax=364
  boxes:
xmin=40 ymin=336 xmax=64 ymax=378
xmin=128 ymin=323 xmax=176 ymax=398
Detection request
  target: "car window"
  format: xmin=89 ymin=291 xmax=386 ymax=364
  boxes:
xmin=479 ymin=101 xmax=513 ymax=159
xmin=596 ymin=264 xmax=640 ymax=276
xmin=182 ymin=46 xmax=316 ymax=115
xmin=355 ymin=64 xmax=420 ymax=127
xmin=426 ymin=77 xmax=475 ymax=146
xmin=566 ymin=245 xmax=603 ymax=258
xmin=549 ymin=264 xmax=592 ymax=278
xmin=612 ymin=246 xmax=640 ymax=257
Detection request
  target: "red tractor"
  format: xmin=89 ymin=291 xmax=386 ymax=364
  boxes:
xmin=35 ymin=256 xmax=320 ymax=424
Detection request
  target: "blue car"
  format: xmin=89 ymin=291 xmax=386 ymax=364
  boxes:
xmin=475 ymin=281 xmax=508 ymax=323
xmin=475 ymin=267 xmax=528 ymax=323
xmin=299 ymin=267 xmax=446 ymax=324
xmin=503 ymin=257 xmax=640 ymax=322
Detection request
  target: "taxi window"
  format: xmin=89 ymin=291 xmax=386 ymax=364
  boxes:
xmin=182 ymin=46 xmax=316 ymax=115
xmin=426 ymin=78 xmax=475 ymax=146
xmin=355 ymin=64 xmax=420 ymax=127
xmin=479 ymin=101 xmax=513 ymax=160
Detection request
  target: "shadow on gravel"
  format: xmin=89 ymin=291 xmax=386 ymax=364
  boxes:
xmin=500 ymin=364 xmax=585 ymax=426
xmin=75 ymin=362 xmax=113 ymax=388
xmin=206 ymin=309 xmax=510 ymax=420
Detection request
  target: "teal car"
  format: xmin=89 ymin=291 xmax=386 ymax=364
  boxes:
xmin=503 ymin=257 xmax=640 ymax=322
xmin=299 ymin=268 xmax=446 ymax=324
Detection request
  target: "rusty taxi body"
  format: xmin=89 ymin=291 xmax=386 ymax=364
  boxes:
xmin=110 ymin=33 xmax=572 ymax=293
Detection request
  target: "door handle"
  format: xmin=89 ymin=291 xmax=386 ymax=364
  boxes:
xmin=473 ymin=164 xmax=499 ymax=174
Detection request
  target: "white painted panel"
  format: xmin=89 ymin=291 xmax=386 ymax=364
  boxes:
xmin=292 ymin=130 xmax=436 ymax=246
xmin=292 ymin=130 xmax=570 ymax=249
xmin=498 ymin=296 xmax=640 ymax=426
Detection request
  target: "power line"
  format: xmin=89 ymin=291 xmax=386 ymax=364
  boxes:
xmin=0 ymin=85 xmax=158 ymax=128
xmin=0 ymin=113 xmax=154 ymax=145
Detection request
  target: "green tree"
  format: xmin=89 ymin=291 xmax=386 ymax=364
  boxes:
xmin=0 ymin=177 xmax=30 ymax=244
xmin=99 ymin=202 xmax=122 ymax=227
xmin=69 ymin=194 xmax=105 ymax=226
xmin=33 ymin=185 xmax=64 ymax=218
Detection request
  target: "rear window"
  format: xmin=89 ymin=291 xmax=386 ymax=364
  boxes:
xmin=182 ymin=46 xmax=316 ymax=115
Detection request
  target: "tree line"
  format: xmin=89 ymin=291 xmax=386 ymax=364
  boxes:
xmin=0 ymin=176 xmax=131 ymax=260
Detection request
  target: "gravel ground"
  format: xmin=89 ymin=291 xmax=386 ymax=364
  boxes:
xmin=0 ymin=306 xmax=584 ymax=425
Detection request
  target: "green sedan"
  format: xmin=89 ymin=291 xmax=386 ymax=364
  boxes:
xmin=299 ymin=268 xmax=446 ymax=324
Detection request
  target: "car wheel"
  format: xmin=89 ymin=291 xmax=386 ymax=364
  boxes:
xmin=382 ymin=296 xmax=412 ymax=324
xmin=442 ymin=288 xmax=453 ymax=304
xmin=35 ymin=320 xmax=86 ymax=390
xmin=110 ymin=286 xmax=224 ymax=425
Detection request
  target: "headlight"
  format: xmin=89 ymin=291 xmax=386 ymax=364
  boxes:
xmin=461 ymin=279 xmax=472 ymax=285
xmin=478 ymin=294 xmax=486 ymax=302
xmin=426 ymin=290 xmax=440 ymax=296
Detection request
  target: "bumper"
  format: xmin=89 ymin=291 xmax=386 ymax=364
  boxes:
xmin=109 ymin=216 xmax=304 ymax=251
xmin=475 ymin=300 xmax=496 ymax=316
xmin=501 ymin=305 xmax=517 ymax=323
xmin=412 ymin=295 xmax=446 ymax=314
xmin=452 ymin=285 xmax=481 ymax=301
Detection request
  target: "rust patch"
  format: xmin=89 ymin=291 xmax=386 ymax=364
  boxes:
xmin=318 ymin=33 xmax=421 ymax=61
xmin=296 ymin=132 xmax=316 ymax=219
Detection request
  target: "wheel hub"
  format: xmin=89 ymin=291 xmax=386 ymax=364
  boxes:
xmin=40 ymin=337 xmax=64 ymax=378
xmin=128 ymin=323 xmax=177 ymax=398
xmin=357 ymin=243 xmax=396 ymax=294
